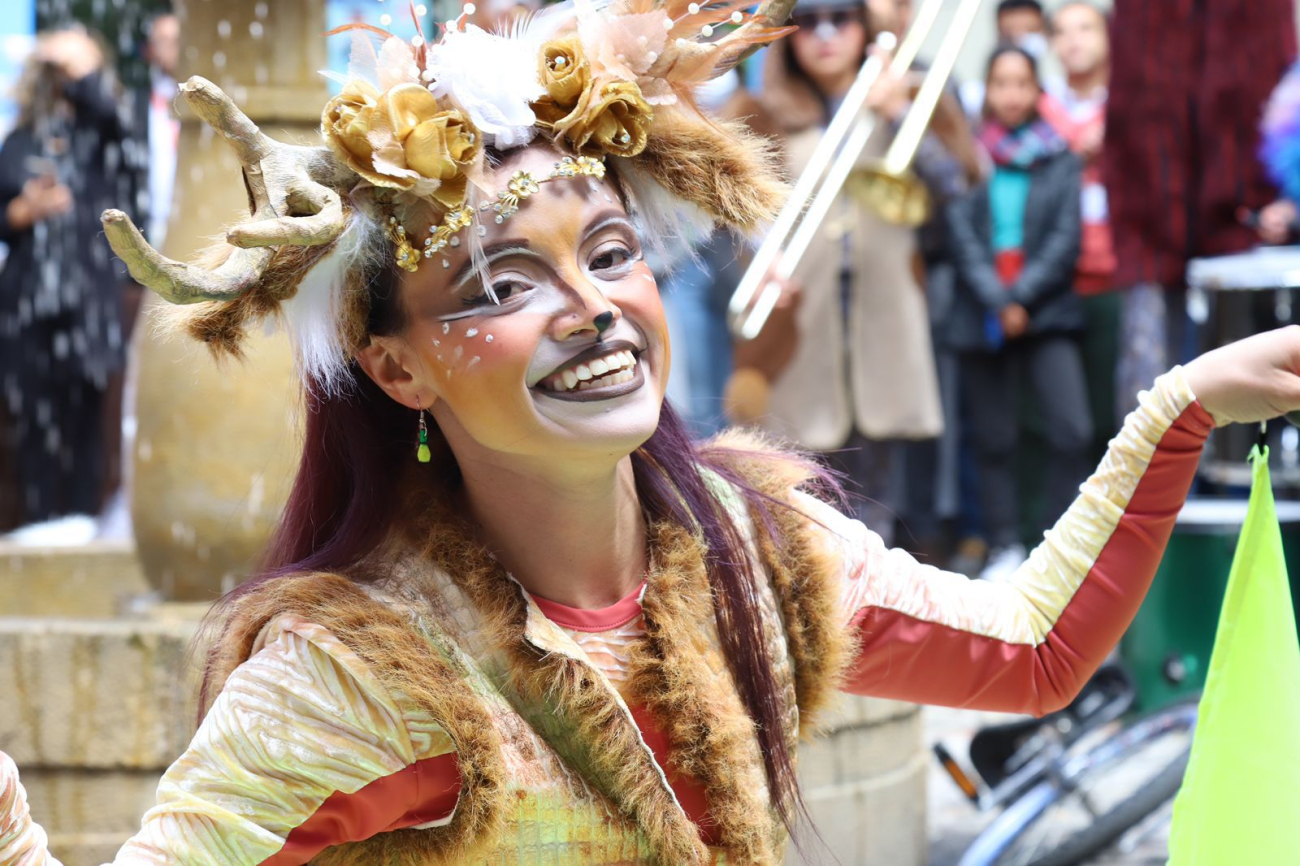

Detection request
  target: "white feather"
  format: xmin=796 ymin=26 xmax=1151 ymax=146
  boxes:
xmin=618 ymin=165 xmax=716 ymax=273
xmin=279 ymin=214 xmax=373 ymax=394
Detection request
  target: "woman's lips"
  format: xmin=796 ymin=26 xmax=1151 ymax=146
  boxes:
xmin=533 ymin=356 xmax=644 ymax=400
xmin=532 ymin=337 xmax=648 ymax=403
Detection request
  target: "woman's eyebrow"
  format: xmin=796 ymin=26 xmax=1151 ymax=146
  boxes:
xmin=451 ymin=242 xmax=535 ymax=290
xmin=584 ymin=210 xmax=635 ymax=237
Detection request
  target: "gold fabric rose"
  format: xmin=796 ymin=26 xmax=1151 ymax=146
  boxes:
xmin=562 ymin=80 xmax=652 ymax=158
xmin=384 ymin=83 xmax=481 ymax=206
xmin=322 ymin=80 xmax=385 ymax=181
xmin=321 ymin=81 xmax=480 ymax=206
xmin=538 ymin=35 xmax=591 ymax=106
xmin=533 ymin=36 xmax=652 ymax=158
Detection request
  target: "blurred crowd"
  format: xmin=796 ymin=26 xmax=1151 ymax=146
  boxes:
xmin=0 ymin=11 xmax=177 ymax=541
xmin=660 ymin=0 xmax=1296 ymax=580
xmin=1 ymin=0 xmax=1297 ymax=581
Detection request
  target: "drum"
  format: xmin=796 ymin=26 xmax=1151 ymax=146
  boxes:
xmin=1120 ymin=497 xmax=1300 ymax=712
xmin=1187 ymin=247 xmax=1300 ymax=485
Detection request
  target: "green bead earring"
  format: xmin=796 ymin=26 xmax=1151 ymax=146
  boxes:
xmin=416 ymin=409 xmax=431 ymax=464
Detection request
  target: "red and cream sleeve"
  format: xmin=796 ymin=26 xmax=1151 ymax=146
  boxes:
xmin=0 ymin=618 xmax=462 ymax=866
xmin=801 ymin=367 xmax=1214 ymax=716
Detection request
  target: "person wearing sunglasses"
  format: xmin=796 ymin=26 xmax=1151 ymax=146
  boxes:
xmin=728 ymin=0 xmax=977 ymax=552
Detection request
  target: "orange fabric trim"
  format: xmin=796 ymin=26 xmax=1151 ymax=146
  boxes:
xmin=529 ymin=580 xmax=647 ymax=632
xmin=259 ymin=752 xmax=461 ymax=866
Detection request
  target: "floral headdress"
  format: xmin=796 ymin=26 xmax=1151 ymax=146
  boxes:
xmin=101 ymin=0 xmax=795 ymax=390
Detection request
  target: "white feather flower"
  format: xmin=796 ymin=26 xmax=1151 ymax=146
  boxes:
xmin=425 ymin=25 xmax=543 ymax=149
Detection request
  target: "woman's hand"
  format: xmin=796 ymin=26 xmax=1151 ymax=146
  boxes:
xmin=1183 ymin=326 xmax=1300 ymax=427
xmin=865 ymin=66 xmax=913 ymax=124
xmin=38 ymin=29 xmax=104 ymax=81
xmin=1253 ymin=200 xmax=1297 ymax=245
xmin=5 ymin=176 xmax=72 ymax=231
xmin=999 ymin=303 xmax=1029 ymax=339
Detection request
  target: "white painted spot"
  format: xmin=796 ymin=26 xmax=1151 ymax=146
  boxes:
xmin=466 ymin=328 xmax=479 ymax=337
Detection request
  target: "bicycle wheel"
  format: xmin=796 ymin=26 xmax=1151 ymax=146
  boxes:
xmin=958 ymin=700 xmax=1197 ymax=866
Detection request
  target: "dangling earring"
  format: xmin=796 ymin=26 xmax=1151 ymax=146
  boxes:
xmin=416 ymin=409 xmax=431 ymax=464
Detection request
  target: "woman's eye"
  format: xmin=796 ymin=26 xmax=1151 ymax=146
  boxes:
xmin=464 ymin=279 xmax=530 ymax=307
xmin=591 ymin=247 xmax=632 ymax=272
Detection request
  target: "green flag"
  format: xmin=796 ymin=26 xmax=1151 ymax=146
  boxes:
xmin=1168 ymin=446 xmax=1300 ymax=864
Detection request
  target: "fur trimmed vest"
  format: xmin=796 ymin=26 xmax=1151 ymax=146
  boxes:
xmin=202 ymin=443 xmax=855 ymax=865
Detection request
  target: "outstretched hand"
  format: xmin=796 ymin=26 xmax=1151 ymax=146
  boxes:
xmin=1183 ymin=326 xmax=1300 ymax=427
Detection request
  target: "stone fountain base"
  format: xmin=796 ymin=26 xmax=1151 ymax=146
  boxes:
xmin=0 ymin=542 xmax=199 ymax=865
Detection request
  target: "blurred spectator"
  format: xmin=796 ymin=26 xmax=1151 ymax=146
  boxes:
xmin=0 ymin=27 xmax=137 ymax=528
xmin=138 ymin=10 xmax=179 ymax=250
xmin=945 ymin=46 xmax=1087 ymax=580
xmin=1040 ymin=1 xmax=1118 ymax=452
xmin=88 ymin=9 xmax=179 ymax=541
xmin=996 ymin=0 xmax=1048 ymax=54
xmin=1104 ymin=0 xmax=1294 ymax=413
xmin=863 ymin=0 xmax=985 ymax=563
xmin=731 ymin=0 xmax=969 ymax=546
xmin=960 ymin=0 xmax=1048 ymax=117
xmin=1256 ymin=62 xmax=1300 ymax=245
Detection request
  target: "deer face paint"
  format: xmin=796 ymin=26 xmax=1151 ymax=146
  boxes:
xmin=397 ymin=146 xmax=670 ymax=462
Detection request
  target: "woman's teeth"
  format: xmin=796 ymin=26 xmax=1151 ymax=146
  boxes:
xmin=542 ymin=350 xmax=638 ymax=393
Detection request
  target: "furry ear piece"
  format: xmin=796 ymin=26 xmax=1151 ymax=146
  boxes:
xmin=633 ymin=105 xmax=788 ymax=233
xmin=152 ymin=240 xmax=339 ymax=361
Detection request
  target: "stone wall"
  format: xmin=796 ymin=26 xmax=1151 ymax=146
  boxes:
xmin=0 ymin=544 xmax=196 ymax=865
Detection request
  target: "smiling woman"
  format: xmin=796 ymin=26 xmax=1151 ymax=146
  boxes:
xmin=5 ymin=2 xmax=1300 ymax=865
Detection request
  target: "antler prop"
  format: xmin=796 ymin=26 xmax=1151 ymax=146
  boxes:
xmin=102 ymin=76 xmax=351 ymax=305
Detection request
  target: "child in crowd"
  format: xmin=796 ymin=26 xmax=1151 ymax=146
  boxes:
xmin=946 ymin=45 xmax=1090 ymax=580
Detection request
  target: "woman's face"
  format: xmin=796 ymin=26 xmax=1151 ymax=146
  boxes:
xmin=985 ymin=53 xmax=1039 ymax=129
xmin=386 ymin=146 xmax=669 ymax=466
xmin=790 ymin=6 xmax=868 ymax=90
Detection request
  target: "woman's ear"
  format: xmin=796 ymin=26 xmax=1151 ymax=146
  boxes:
xmin=355 ymin=336 xmax=439 ymax=410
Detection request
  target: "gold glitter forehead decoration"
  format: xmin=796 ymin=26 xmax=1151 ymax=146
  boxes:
xmin=389 ymin=155 xmax=607 ymax=273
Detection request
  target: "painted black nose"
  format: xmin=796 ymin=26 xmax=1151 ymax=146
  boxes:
xmin=593 ymin=311 xmax=614 ymax=334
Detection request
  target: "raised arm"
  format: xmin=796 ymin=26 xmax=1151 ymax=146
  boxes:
xmin=1 ymin=618 xmax=461 ymax=866
xmin=804 ymin=366 xmax=1211 ymax=715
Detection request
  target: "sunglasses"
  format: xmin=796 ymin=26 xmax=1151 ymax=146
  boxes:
xmin=791 ymin=9 xmax=866 ymax=32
